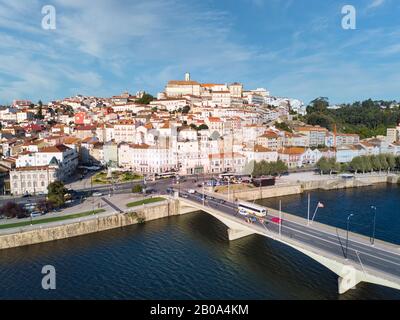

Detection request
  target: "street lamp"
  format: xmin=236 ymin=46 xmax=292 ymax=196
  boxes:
xmin=371 ymin=206 xmax=377 ymax=246
xmin=345 ymin=213 xmax=354 ymax=260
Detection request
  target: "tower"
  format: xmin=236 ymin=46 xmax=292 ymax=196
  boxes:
xmin=184 ymin=72 xmax=190 ymax=82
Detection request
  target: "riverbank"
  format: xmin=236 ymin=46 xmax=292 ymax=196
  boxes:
xmin=211 ymin=172 xmax=400 ymax=201
xmin=0 ymin=198 xmax=181 ymax=250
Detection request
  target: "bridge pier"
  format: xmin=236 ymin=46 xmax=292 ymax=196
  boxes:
xmin=338 ymin=265 xmax=361 ymax=294
xmin=227 ymin=228 xmax=255 ymax=241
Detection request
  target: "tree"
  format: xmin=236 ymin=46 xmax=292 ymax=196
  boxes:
xmin=350 ymin=156 xmax=363 ymax=174
xmin=275 ymin=122 xmax=292 ymax=133
xmin=37 ymin=199 xmax=54 ymax=213
xmin=252 ymin=160 xmax=288 ymax=177
xmin=0 ymin=202 xmax=28 ymax=219
xmin=316 ymin=157 xmax=331 ymax=174
xmin=306 ymin=113 xmax=335 ymax=131
xmin=395 ymin=156 xmax=400 ymax=170
xmin=182 ymin=105 xmax=191 ymax=114
xmin=136 ymin=93 xmax=154 ymax=105
xmin=370 ymin=155 xmax=382 ymax=172
xmin=306 ymin=97 xmax=329 ymax=114
xmin=47 ymin=181 xmax=68 ymax=207
xmin=197 ymin=124 xmax=209 ymax=131
xmin=360 ymin=156 xmax=372 ymax=173
xmin=35 ymin=100 xmax=44 ymax=120
xmin=386 ymin=154 xmax=396 ymax=172
xmin=132 ymin=184 xmax=143 ymax=193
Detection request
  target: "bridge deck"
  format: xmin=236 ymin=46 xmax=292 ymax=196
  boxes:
xmin=178 ymin=192 xmax=400 ymax=291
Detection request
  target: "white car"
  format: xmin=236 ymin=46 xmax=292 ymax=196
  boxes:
xmin=188 ymin=189 xmax=196 ymax=194
xmin=92 ymin=192 xmax=103 ymax=197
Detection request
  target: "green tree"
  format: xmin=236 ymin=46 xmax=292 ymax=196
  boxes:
xmin=378 ymin=154 xmax=389 ymax=171
xmin=132 ymin=184 xmax=143 ymax=193
xmin=316 ymin=157 xmax=331 ymax=174
xmin=306 ymin=113 xmax=335 ymax=131
xmin=306 ymin=97 xmax=329 ymax=114
xmin=182 ymin=105 xmax=191 ymax=114
xmin=350 ymin=156 xmax=363 ymax=174
xmin=252 ymin=160 xmax=287 ymax=177
xmin=35 ymin=100 xmax=44 ymax=120
xmin=198 ymin=124 xmax=209 ymax=131
xmin=360 ymin=156 xmax=372 ymax=173
xmin=47 ymin=181 xmax=68 ymax=207
xmin=370 ymin=155 xmax=382 ymax=172
xmin=275 ymin=122 xmax=292 ymax=133
xmin=386 ymin=154 xmax=396 ymax=171
xmin=395 ymin=156 xmax=400 ymax=170
xmin=136 ymin=93 xmax=154 ymax=105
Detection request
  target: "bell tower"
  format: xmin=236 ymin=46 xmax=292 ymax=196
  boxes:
xmin=184 ymin=72 xmax=190 ymax=82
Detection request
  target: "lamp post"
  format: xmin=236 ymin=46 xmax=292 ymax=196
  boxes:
xmin=346 ymin=213 xmax=354 ymax=260
xmin=371 ymin=206 xmax=377 ymax=246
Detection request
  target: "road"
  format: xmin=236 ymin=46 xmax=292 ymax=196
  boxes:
xmin=179 ymin=190 xmax=400 ymax=283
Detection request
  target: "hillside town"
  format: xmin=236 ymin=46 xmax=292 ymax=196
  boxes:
xmin=0 ymin=73 xmax=400 ymax=196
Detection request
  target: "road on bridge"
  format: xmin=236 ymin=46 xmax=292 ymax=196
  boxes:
xmin=179 ymin=190 xmax=400 ymax=288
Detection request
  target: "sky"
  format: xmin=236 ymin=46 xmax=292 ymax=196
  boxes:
xmin=0 ymin=0 xmax=399 ymax=105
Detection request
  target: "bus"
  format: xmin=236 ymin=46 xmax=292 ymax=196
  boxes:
xmin=155 ymin=172 xmax=176 ymax=180
xmin=218 ymin=173 xmax=252 ymax=183
xmin=238 ymin=201 xmax=267 ymax=218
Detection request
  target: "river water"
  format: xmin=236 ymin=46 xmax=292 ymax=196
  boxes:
xmin=0 ymin=184 xmax=399 ymax=299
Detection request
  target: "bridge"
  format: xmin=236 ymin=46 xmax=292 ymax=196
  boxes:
xmin=177 ymin=191 xmax=400 ymax=295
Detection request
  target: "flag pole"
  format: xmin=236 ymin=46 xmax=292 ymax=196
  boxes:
xmin=307 ymin=193 xmax=310 ymax=226
xmin=311 ymin=202 xmax=323 ymax=223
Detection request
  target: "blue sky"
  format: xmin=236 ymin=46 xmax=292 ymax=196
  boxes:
xmin=0 ymin=0 xmax=399 ymax=105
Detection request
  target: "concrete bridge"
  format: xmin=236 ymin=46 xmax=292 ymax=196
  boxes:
xmin=177 ymin=192 xmax=400 ymax=295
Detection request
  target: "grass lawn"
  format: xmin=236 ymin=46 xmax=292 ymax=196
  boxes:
xmin=93 ymin=171 xmax=143 ymax=185
xmin=0 ymin=209 xmax=106 ymax=230
xmin=126 ymin=197 xmax=165 ymax=208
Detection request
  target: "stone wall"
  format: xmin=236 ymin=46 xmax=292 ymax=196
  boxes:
xmin=220 ymin=174 xmax=399 ymax=201
xmin=0 ymin=199 xmax=181 ymax=250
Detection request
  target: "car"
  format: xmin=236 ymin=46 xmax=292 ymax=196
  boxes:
xmin=181 ymin=193 xmax=189 ymax=198
xmin=22 ymin=193 xmax=31 ymax=198
xmin=188 ymin=189 xmax=196 ymax=194
xmin=197 ymin=184 xmax=203 ymax=188
xmin=17 ymin=214 xmax=28 ymax=219
xmin=30 ymin=211 xmax=42 ymax=218
xmin=271 ymin=217 xmax=283 ymax=224
xmin=249 ymin=216 xmax=258 ymax=223
xmin=92 ymin=192 xmax=103 ymax=197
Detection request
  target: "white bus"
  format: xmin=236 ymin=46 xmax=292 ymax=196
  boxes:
xmin=155 ymin=172 xmax=176 ymax=180
xmin=238 ymin=201 xmax=267 ymax=217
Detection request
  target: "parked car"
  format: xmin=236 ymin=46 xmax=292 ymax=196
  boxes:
xmin=188 ymin=189 xmax=196 ymax=194
xmin=22 ymin=193 xmax=31 ymax=198
xmin=92 ymin=192 xmax=103 ymax=197
xmin=30 ymin=211 xmax=42 ymax=218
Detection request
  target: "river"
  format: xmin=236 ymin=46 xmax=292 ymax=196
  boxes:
xmin=0 ymin=184 xmax=399 ymax=299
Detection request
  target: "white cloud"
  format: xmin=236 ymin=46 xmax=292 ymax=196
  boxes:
xmin=367 ymin=0 xmax=385 ymax=9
